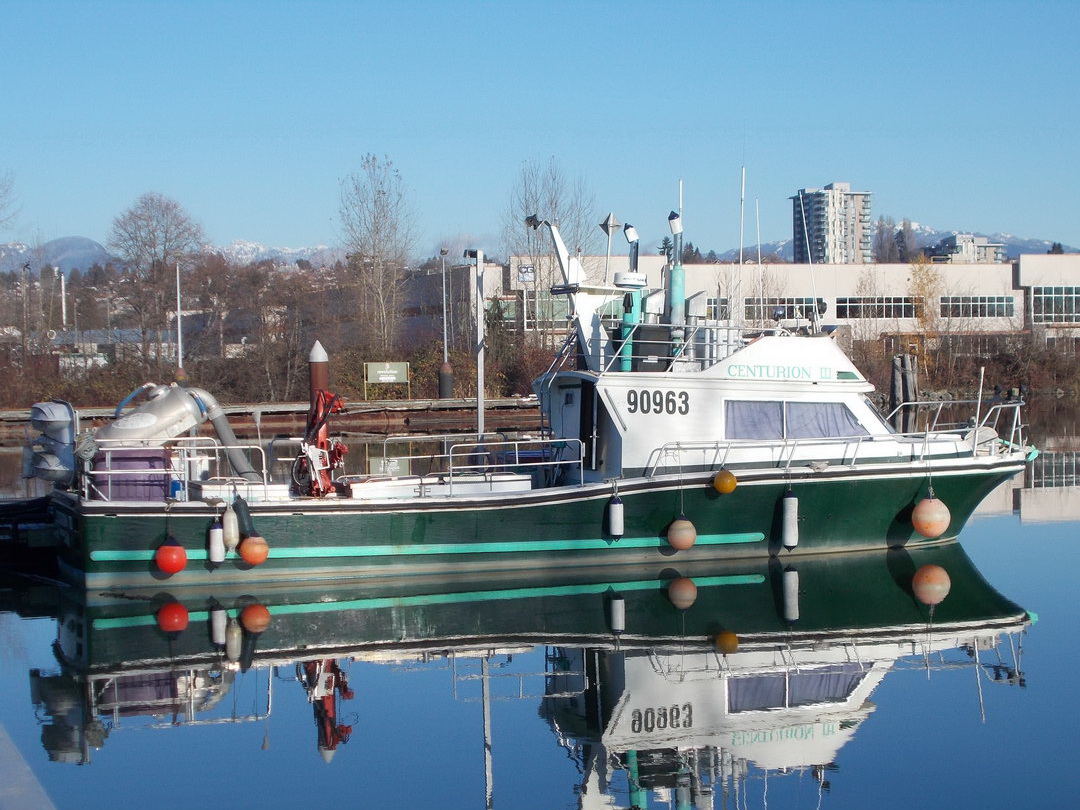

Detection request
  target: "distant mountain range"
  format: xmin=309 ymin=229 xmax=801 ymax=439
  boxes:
xmin=1 ymin=226 xmax=1072 ymax=276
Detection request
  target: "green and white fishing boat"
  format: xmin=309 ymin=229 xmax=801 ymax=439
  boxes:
xmin=24 ymin=214 xmax=1034 ymax=590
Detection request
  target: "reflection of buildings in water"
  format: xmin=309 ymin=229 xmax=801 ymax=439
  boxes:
xmin=19 ymin=544 xmax=1029 ymax=805
xmin=974 ymin=448 xmax=1080 ymax=522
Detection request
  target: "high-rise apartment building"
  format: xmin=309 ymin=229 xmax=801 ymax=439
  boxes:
xmin=791 ymin=182 xmax=872 ymax=264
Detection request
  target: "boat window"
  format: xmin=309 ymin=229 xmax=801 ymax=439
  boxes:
xmin=726 ymin=401 xmax=868 ymax=440
xmin=789 ymin=664 xmax=869 ymax=706
xmin=729 ymin=674 xmax=786 ymax=711
xmin=726 ymin=401 xmax=784 ymax=440
xmin=729 ymin=664 xmax=869 ymax=712
xmin=786 ymin=402 xmax=869 ymax=438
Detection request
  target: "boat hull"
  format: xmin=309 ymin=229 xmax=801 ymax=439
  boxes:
xmin=49 ymin=457 xmax=1024 ymax=591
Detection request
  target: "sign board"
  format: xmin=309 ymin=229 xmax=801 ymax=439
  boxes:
xmin=365 ymin=362 xmax=409 ymax=384
xmin=370 ymin=455 xmax=410 ymax=476
xmin=517 ymin=264 xmax=535 ymax=283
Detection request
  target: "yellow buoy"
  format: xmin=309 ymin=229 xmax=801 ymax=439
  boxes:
xmin=666 ymin=516 xmax=697 ymax=550
xmin=912 ymin=496 xmax=951 ymax=539
xmin=714 ymin=630 xmax=739 ymax=654
xmin=712 ymin=469 xmax=737 ymax=494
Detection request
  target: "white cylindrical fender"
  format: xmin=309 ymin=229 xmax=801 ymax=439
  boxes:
xmin=782 ymin=491 xmax=799 ymax=549
xmin=608 ymin=495 xmax=624 ymax=539
xmin=222 ymin=505 xmax=240 ymax=552
xmin=783 ymin=566 xmax=800 ymax=623
xmin=608 ymin=594 xmax=626 ymax=636
xmin=208 ymin=520 xmax=225 ymax=565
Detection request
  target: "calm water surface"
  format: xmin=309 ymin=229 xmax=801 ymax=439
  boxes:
xmin=1 ymin=452 xmax=1078 ymax=809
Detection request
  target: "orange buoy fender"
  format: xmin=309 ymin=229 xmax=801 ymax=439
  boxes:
xmin=156 ymin=601 xmax=189 ymax=634
xmin=239 ymin=535 xmax=269 ymax=565
xmin=913 ymin=564 xmax=952 ymax=606
xmin=712 ymin=469 xmax=737 ymax=494
xmin=155 ymin=536 xmax=187 ymax=575
xmin=666 ymin=515 xmax=697 ymax=550
xmin=912 ymin=497 xmax=951 ymax=539
xmin=667 ymin=577 xmax=698 ymax=610
xmin=240 ymin=603 xmax=272 ymax=634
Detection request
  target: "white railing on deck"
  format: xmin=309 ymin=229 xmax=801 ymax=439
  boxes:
xmin=371 ymin=433 xmax=586 ymax=494
xmin=84 ymin=436 xmax=270 ymax=502
xmin=643 ymin=399 xmax=1027 ymax=477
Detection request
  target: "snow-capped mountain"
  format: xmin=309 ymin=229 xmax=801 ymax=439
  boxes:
xmin=0 ymin=238 xmax=344 ymax=275
xmin=0 ymin=236 xmax=114 ymax=275
xmin=213 ymin=240 xmax=343 ymax=267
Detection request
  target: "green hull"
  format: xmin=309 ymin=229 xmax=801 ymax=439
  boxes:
xmin=44 ymin=541 xmax=1028 ymax=674
xmin=49 ymin=460 xmax=1022 ymax=590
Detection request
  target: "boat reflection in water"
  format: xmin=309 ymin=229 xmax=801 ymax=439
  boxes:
xmin=23 ymin=538 xmax=1030 ymax=802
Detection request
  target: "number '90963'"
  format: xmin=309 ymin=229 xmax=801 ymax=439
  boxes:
xmin=626 ymin=389 xmax=689 ymax=415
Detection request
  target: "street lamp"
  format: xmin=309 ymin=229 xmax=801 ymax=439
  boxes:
xmin=438 ymin=247 xmax=453 ymax=398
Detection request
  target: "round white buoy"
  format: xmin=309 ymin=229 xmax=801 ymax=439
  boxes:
xmin=667 ymin=516 xmax=697 ymax=550
xmin=608 ymin=495 xmax=625 ymax=539
xmin=912 ymin=497 xmax=951 ymax=539
xmin=782 ymin=491 xmax=799 ymax=549
xmin=783 ymin=566 xmax=800 ymax=622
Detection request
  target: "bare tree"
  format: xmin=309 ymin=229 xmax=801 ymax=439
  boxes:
xmin=107 ymin=192 xmax=205 ymax=374
xmin=0 ymin=170 xmax=16 ymax=232
xmin=872 ymin=216 xmax=899 ymax=263
xmin=339 ymin=154 xmax=416 ymax=354
xmin=896 ymin=219 xmax=920 ymax=263
xmin=501 ymin=157 xmax=599 ymax=343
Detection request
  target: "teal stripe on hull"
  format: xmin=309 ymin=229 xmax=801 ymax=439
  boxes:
xmin=92 ymin=572 xmax=765 ymax=629
xmin=90 ymin=531 xmax=766 ymax=562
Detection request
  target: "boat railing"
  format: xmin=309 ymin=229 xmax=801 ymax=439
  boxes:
xmin=544 ymin=321 xmax=749 ymax=378
xmin=82 ymin=437 xmax=271 ymax=502
xmin=599 ymin=321 xmax=747 ymax=374
xmin=644 ymin=401 xmax=1027 ymax=476
xmin=885 ymin=398 xmax=1027 ymax=449
xmin=446 ymin=437 xmax=585 ymax=490
xmin=364 ymin=433 xmax=585 ymax=493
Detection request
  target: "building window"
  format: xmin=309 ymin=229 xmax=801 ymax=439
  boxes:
xmin=706 ymin=297 xmax=729 ymax=320
xmin=744 ymin=297 xmax=816 ymax=321
xmin=940 ymin=296 xmax=1015 ymax=318
xmin=1031 ymin=287 xmax=1080 ymax=324
xmin=522 ymin=289 xmax=570 ymax=332
xmin=835 ymin=296 xmax=917 ymax=318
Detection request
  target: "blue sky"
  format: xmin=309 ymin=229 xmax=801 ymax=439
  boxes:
xmin=3 ymin=0 xmax=1078 ymax=258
